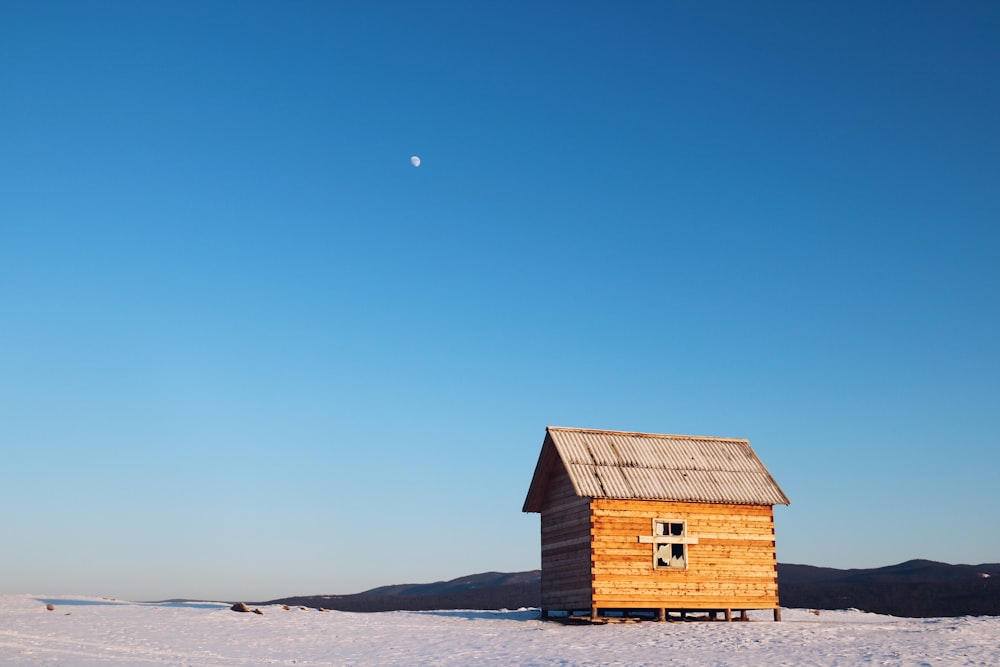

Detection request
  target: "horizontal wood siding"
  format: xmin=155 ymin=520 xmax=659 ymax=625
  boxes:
xmin=540 ymin=464 xmax=592 ymax=611
xmin=590 ymin=499 xmax=779 ymax=610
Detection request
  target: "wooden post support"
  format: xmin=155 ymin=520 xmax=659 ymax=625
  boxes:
xmin=725 ymin=608 xmax=732 ymax=622
xmin=740 ymin=610 xmax=749 ymax=621
xmin=591 ymin=605 xmax=599 ymax=621
xmin=657 ymin=608 xmax=665 ymax=622
xmin=774 ymin=608 xmax=782 ymax=622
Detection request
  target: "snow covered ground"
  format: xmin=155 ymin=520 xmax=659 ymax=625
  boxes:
xmin=1 ymin=594 xmax=997 ymax=666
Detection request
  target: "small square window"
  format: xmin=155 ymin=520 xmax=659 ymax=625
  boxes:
xmin=652 ymin=519 xmax=688 ymax=569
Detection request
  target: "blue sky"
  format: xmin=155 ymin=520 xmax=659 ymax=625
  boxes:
xmin=2 ymin=1 xmax=998 ymax=601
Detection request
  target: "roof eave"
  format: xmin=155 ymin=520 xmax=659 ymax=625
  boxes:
xmin=522 ymin=430 xmax=557 ymax=513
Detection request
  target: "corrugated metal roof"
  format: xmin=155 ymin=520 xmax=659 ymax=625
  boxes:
xmin=524 ymin=426 xmax=790 ymax=511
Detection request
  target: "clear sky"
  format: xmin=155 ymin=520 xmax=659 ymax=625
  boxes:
xmin=2 ymin=1 xmax=998 ymax=602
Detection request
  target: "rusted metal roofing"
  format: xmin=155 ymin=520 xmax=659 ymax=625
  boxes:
xmin=523 ymin=426 xmax=790 ymax=512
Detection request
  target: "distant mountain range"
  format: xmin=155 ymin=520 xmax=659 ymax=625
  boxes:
xmin=260 ymin=560 xmax=1000 ymax=618
xmin=778 ymin=559 xmax=999 ymax=617
xmin=262 ymin=571 xmax=541 ymax=613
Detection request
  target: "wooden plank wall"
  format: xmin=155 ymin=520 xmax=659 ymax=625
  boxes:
xmin=590 ymin=499 xmax=779 ymax=611
xmin=539 ymin=464 xmax=592 ymax=612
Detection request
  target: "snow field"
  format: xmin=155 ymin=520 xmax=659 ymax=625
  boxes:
xmin=1 ymin=595 xmax=997 ymax=666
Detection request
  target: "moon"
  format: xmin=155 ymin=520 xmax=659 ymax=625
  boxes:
xmin=410 ymin=155 xmax=421 ymax=168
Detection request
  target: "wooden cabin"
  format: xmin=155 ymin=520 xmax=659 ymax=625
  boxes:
xmin=523 ymin=426 xmax=791 ymax=622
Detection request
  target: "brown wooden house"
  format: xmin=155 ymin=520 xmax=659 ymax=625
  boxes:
xmin=523 ymin=426 xmax=790 ymax=621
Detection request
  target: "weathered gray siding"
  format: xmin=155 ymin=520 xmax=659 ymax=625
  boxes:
xmin=539 ymin=462 xmax=592 ymax=612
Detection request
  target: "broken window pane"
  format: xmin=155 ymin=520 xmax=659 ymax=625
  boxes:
xmin=670 ymin=543 xmax=685 ymax=567
xmin=656 ymin=544 xmax=672 ymax=566
xmin=655 ymin=543 xmax=686 ymax=568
